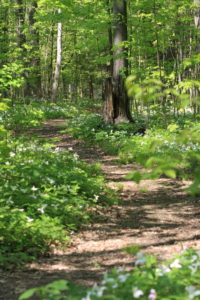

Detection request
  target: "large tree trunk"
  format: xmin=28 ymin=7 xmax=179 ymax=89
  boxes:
xmin=112 ymin=0 xmax=131 ymax=122
xmin=104 ymin=0 xmax=132 ymax=124
xmin=104 ymin=0 xmax=132 ymax=123
xmin=51 ymin=9 xmax=62 ymax=102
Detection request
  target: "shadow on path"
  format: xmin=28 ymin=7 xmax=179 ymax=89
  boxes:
xmin=1 ymin=119 xmax=200 ymax=300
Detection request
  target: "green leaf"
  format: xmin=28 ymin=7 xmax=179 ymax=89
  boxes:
xmin=123 ymin=245 xmax=141 ymax=255
xmin=19 ymin=288 xmax=36 ymax=300
xmin=126 ymin=171 xmax=142 ymax=183
xmin=164 ymin=169 xmax=176 ymax=179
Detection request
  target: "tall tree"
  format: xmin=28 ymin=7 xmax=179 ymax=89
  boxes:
xmin=104 ymin=0 xmax=132 ymax=124
xmin=27 ymin=1 xmax=41 ymax=97
xmin=51 ymin=8 xmax=62 ymax=102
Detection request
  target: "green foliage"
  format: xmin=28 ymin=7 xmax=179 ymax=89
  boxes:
xmin=67 ymin=112 xmax=145 ymax=154
xmin=0 ymin=63 xmax=25 ymax=95
xmin=67 ymin=105 xmax=200 ymax=194
xmin=0 ymin=102 xmax=80 ymax=131
xmin=19 ymin=249 xmax=200 ymax=299
xmin=0 ymin=138 xmax=116 ymax=268
xmin=3 ymin=106 xmax=45 ymax=131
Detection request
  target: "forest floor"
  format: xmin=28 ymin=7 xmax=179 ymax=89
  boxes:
xmin=1 ymin=119 xmax=200 ymax=300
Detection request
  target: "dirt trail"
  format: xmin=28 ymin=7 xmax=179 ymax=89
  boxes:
xmin=1 ymin=119 xmax=200 ymax=300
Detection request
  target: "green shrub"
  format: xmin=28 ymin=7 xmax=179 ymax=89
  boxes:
xmin=0 ymin=140 xmax=117 ymax=268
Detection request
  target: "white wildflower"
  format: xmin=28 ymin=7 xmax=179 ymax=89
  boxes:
xmin=170 ymin=259 xmax=182 ymax=269
xmin=156 ymin=265 xmax=171 ymax=276
xmin=37 ymin=204 xmax=47 ymax=214
xmin=31 ymin=186 xmax=38 ymax=191
xmin=135 ymin=252 xmax=147 ymax=265
xmin=73 ymin=153 xmax=79 ymax=160
xmin=68 ymin=147 xmax=73 ymax=151
xmin=132 ymin=287 xmax=144 ymax=298
xmin=9 ymin=152 xmax=16 ymax=157
xmin=148 ymin=288 xmax=157 ymax=300
xmin=54 ymin=147 xmax=61 ymax=153
xmin=118 ymin=274 xmax=129 ymax=282
xmin=189 ymin=262 xmax=200 ymax=274
xmin=48 ymin=178 xmax=55 ymax=185
xmin=26 ymin=217 xmax=34 ymax=222
xmin=81 ymin=292 xmax=92 ymax=300
xmin=94 ymin=194 xmax=99 ymax=201
xmin=101 ymin=278 xmax=115 ymax=285
xmin=186 ymin=286 xmax=200 ymax=299
xmin=96 ymin=286 xmax=106 ymax=297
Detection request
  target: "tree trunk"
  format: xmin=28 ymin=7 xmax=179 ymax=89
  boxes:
xmin=51 ymin=9 xmax=62 ymax=102
xmin=194 ymin=0 xmax=200 ymax=29
xmin=0 ymin=0 xmax=9 ymax=67
xmin=89 ymin=74 xmax=94 ymax=99
xmin=28 ymin=1 xmax=41 ymax=97
xmin=103 ymin=0 xmax=133 ymax=124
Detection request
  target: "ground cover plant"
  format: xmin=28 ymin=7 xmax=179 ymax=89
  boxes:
xmin=66 ymin=106 xmax=200 ymax=194
xmin=0 ymin=126 xmax=117 ymax=268
xmin=19 ymin=248 xmax=200 ymax=299
xmin=0 ymin=101 xmax=81 ymax=132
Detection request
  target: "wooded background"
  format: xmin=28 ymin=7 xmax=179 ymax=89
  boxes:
xmin=0 ymin=0 xmax=199 ymax=122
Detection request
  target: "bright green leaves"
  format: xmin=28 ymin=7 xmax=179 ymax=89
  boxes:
xmin=19 ymin=280 xmax=69 ymax=300
xmin=0 ymin=63 xmax=25 ymax=93
xmin=0 ymin=106 xmax=116 ymax=268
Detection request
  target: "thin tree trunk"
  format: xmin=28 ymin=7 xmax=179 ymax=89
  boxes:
xmin=51 ymin=9 xmax=62 ymax=102
xmin=28 ymin=1 xmax=41 ymax=97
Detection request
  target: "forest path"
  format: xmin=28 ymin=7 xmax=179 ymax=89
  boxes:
xmin=2 ymin=119 xmax=200 ymax=300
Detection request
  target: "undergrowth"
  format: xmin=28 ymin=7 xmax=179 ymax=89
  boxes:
xmin=0 ymin=101 xmax=117 ymax=269
xmin=67 ymin=110 xmax=200 ymax=193
xmin=19 ymin=248 xmax=200 ymax=300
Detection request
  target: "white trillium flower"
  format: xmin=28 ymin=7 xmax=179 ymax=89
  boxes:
xmin=26 ymin=217 xmax=34 ymax=222
xmin=132 ymin=287 xmax=144 ymax=298
xmin=31 ymin=186 xmax=38 ymax=191
xmin=186 ymin=286 xmax=200 ymax=299
xmin=118 ymin=274 xmax=129 ymax=282
xmin=37 ymin=204 xmax=47 ymax=214
xmin=73 ymin=153 xmax=79 ymax=159
xmin=170 ymin=259 xmax=182 ymax=269
xmin=9 ymin=152 xmax=16 ymax=157
xmin=148 ymin=289 xmax=157 ymax=300
xmin=189 ymin=262 xmax=200 ymax=274
xmin=156 ymin=265 xmax=171 ymax=276
xmin=135 ymin=252 xmax=147 ymax=265
xmin=96 ymin=286 xmax=106 ymax=297
xmin=81 ymin=294 xmax=91 ymax=300
xmin=102 ymin=278 xmax=115 ymax=285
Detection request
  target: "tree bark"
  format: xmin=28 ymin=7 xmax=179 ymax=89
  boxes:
xmin=103 ymin=0 xmax=133 ymax=124
xmin=28 ymin=1 xmax=41 ymax=97
xmin=51 ymin=9 xmax=62 ymax=102
xmin=194 ymin=0 xmax=200 ymax=28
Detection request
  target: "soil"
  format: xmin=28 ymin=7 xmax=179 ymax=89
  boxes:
xmin=0 ymin=119 xmax=200 ymax=300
